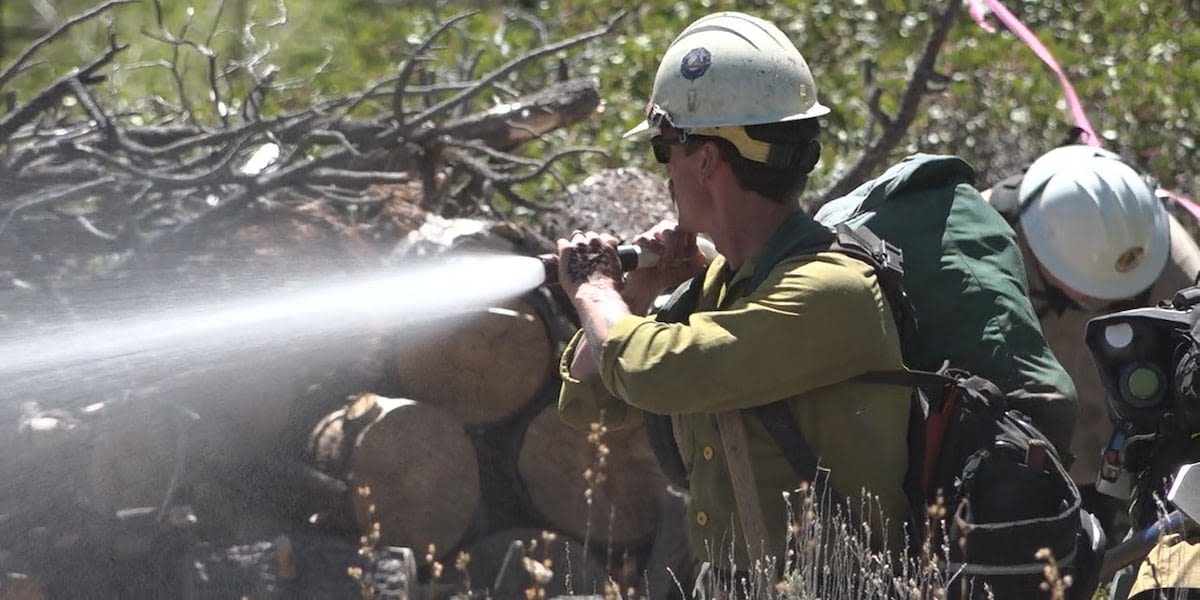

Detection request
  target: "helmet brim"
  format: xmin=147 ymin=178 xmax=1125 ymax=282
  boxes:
xmin=621 ymin=120 xmax=655 ymax=140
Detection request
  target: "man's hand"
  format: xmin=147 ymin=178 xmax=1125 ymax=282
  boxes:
xmin=556 ymin=230 xmax=624 ymax=300
xmin=623 ymin=220 xmax=709 ymax=313
xmin=556 ymin=230 xmax=633 ymax=377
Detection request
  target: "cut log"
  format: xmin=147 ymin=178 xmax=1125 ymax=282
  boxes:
xmin=463 ymin=528 xmax=608 ymax=599
xmin=321 ymin=394 xmax=480 ymax=559
xmin=385 ymin=298 xmax=556 ymax=428
xmin=0 ymin=573 xmax=46 ymax=600
xmin=517 ymin=406 xmax=668 ymax=548
xmin=7 ymin=402 xmax=91 ymax=509
xmin=375 ymin=210 xmax=573 ymax=428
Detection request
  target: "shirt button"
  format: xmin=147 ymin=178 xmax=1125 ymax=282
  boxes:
xmin=696 ymin=511 xmax=709 ymax=526
xmin=702 ymin=446 xmax=715 ymax=460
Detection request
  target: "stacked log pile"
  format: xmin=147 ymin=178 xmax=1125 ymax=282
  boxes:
xmin=0 ymin=3 xmax=690 ymax=598
xmin=299 ymin=202 xmax=678 ymax=597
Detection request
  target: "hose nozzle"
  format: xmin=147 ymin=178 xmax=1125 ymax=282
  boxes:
xmin=539 ymin=245 xmax=655 ymax=286
xmin=538 ymin=238 xmax=716 ymax=286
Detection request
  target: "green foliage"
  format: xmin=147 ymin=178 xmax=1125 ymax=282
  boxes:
xmin=4 ymin=0 xmax=1198 ymax=215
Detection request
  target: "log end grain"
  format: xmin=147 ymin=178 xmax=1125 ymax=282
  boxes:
xmin=517 ymin=407 xmax=668 ymax=548
xmin=388 ymin=299 xmax=554 ymax=427
xmin=348 ymin=396 xmax=481 ymax=559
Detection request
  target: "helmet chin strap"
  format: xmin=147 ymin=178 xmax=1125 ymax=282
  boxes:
xmin=1031 ymin=280 xmax=1084 ymax=319
xmin=1032 ymin=258 xmax=1101 ymax=315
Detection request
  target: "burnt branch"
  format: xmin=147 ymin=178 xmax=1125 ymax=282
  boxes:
xmin=0 ymin=33 xmax=127 ymax=141
xmin=814 ymin=0 xmax=962 ymax=207
xmin=1 ymin=1 xmax=618 ymax=283
xmin=447 ymin=145 xmax=603 ymax=187
xmin=393 ymin=11 xmax=479 ymax=126
xmin=0 ymin=178 xmax=118 ymax=237
xmin=432 ymin=77 xmax=601 ymax=150
xmin=307 ymin=169 xmax=412 ymax=187
xmin=143 ymin=0 xmax=228 ymax=125
xmin=0 ymin=0 xmax=133 ymax=91
xmin=405 ymin=10 xmax=627 ymax=128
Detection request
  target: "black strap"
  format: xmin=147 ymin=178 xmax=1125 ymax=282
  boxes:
xmin=749 ymin=222 xmax=917 ymax=339
xmin=751 ymin=401 xmax=840 ymax=505
xmin=828 ymin=224 xmax=918 ymax=340
xmin=853 ymin=367 xmax=954 ymax=389
xmin=751 ymin=367 xmax=933 ymax=549
xmin=1034 ymin=282 xmax=1154 ymax=319
xmin=642 ymin=272 xmax=706 ymax=490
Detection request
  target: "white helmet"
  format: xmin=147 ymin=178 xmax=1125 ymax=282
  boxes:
xmin=622 ymin=11 xmax=830 ymax=160
xmin=1018 ymin=145 xmax=1170 ymax=301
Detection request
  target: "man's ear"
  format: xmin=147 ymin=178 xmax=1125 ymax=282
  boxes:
xmin=700 ymin=141 xmax=720 ymax=174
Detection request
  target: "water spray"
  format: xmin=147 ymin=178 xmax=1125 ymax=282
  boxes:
xmin=0 ymin=252 xmax=549 ymax=399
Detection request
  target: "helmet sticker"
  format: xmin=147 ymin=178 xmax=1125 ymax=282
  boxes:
xmin=680 ymin=47 xmax=712 ymax=81
xmin=1115 ymin=247 xmax=1145 ymax=273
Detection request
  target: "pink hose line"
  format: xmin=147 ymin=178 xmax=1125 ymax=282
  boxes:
xmin=968 ymin=0 xmax=1200 ymax=220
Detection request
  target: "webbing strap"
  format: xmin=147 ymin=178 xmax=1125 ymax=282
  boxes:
xmin=752 ymin=401 xmax=841 ymax=507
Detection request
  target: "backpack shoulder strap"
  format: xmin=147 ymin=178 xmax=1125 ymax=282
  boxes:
xmin=752 ymin=401 xmax=841 ymax=504
xmin=747 ymin=221 xmax=919 ymax=508
xmin=747 ymin=227 xmax=835 ymax=293
xmin=642 ymin=271 xmax=706 ymax=490
xmin=828 ymin=222 xmax=918 ymax=340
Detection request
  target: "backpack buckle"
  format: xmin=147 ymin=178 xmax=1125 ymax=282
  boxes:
xmin=834 ymin=223 xmax=904 ymax=277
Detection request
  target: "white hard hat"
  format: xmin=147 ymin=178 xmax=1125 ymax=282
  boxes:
xmin=1018 ymin=145 xmax=1170 ymax=301
xmin=622 ymin=11 xmax=830 ymax=158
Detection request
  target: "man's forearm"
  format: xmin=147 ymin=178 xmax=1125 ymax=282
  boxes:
xmin=570 ymin=281 xmax=634 ymax=374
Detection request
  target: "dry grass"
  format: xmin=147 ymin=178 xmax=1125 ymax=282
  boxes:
xmin=675 ymin=484 xmax=1077 ymax=600
xmin=339 ymin=421 xmax=1077 ymax=599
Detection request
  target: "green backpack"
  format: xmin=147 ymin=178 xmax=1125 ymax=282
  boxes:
xmin=812 ymin=153 xmax=1078 ymax=455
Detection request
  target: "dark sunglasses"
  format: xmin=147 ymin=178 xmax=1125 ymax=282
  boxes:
xmin=650 ymin=134 xmax=688 ymax=164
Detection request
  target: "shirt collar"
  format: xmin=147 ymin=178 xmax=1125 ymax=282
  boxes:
xmin=725 ymin=212 xmax=834 ymax=294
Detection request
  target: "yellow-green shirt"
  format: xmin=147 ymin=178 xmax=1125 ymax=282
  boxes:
xmin=557 ymin=214 xmax=911 ymax=569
